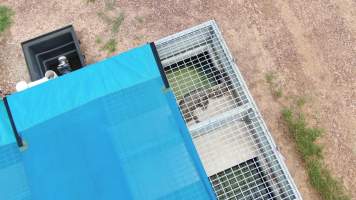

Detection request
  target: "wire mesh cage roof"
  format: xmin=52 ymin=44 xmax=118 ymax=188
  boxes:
xmin=155 ymin=20 xmax=301 ymax=200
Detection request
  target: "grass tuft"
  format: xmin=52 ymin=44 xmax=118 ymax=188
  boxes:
xmin=95 ymin=36 xmax=102 ymax=44
xmin=112 ymin=12 xmax=124 ymax=33
xmin=97 ymin=11 xmax=124 ymax=35
xmin=281 ymin=108 xmax=350 ymax=200
xmin=273 ymin=88 xmax=283 ymax=99
xmin=265 ymin=72 xmax=283 ymax=99
xmin=101 ymin=38 xmax=116 ymax=53
xmin=282 ymin=109 xmax=323 ymax=160
xmin=307 ymin=159 xmax=350 ymax=200
xmin=265 ymin=72 xmax=275 ymax=84
xmin=296 ymin=96 xmax=307 ymax=107
xmin=97 ymin=11 xmax=124 ymax=55
xmin=0 ymin=5 xmax=14 ymax=34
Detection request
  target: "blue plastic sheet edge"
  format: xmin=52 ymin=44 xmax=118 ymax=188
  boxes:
xmin=165 ymin=90 xmax=217 ymax=199
xmin=0 ymin=100 xmax=16 ymax=146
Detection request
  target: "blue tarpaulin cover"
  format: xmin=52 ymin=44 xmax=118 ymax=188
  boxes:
xmin=0 ymin=44 xmax=216 ymax=200
xmin=0 ymin=100 xmax=15 ymax=146
xmin=0 ymin=100 xmax=31 ymax=200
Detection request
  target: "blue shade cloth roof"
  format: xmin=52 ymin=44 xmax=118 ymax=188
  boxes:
xmin=2 ymin=44 xmax=216 ymax=200
xmin=0 ymin=102 xmax=31 ymax=200
xmin=7 ymin=44 xmax=161 ymax=133
xmin=0 ymin=143 xmax=31 ymax=200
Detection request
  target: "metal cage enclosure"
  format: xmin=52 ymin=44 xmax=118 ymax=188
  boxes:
xmin=155 ymin=21 xmax=301 ymax=200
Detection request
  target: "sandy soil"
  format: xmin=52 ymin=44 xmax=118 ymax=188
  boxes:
xmin=0 ymin=0 xmax=355 ymax=199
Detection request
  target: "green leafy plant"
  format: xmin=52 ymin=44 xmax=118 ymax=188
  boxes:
xmin=0 ymin=5 xmax=14 ymax=34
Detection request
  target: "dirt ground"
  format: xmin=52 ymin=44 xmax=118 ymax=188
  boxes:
xmin=0 ymin=0 xmax=355 ymax=199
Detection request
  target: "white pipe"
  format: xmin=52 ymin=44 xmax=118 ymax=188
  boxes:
xmin=16 ymin=70 xmax=58 ymax=92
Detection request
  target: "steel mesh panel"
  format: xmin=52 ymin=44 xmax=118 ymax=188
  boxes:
xmin=210 ymin=157 xmax=275 ymax=200
xmin=155 ymin=21 xmax=301 ymax=200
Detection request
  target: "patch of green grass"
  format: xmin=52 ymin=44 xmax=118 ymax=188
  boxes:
xmin=97 ymin=11 xmax=124 ymax=35
xmin=265 ymin=72 xmax=275 ymax=84
xmin=296 ymin=96 xmax=307 ymax=107
xmin=95 ymin=36 xmax=102 ymax=44
xmin=273 ymin=88 xmax=283 ymax=99
xmin=96 ymin=2 xmax=123 ymax=56
xmin=86 ymin=0 xmax=96 ymax=3
xmin=101 ymin=38 xmax=116 ymax=53
xmin=307 ymin=159 xmax=350 ymax=200
xmin=282 ymin=108 xmax=350 ymax=200
xmin=0 ymin=6 xmax=14 ymax=34
xmin=166 ymin=67 xmax=213 ymax=99
xmin=282 ymin=109 xmax=323 ymax=160
xmin=265 ymin=72 xmax=283 ymax=99
xmin=112 ymin=12 xmax=124 ymax=33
